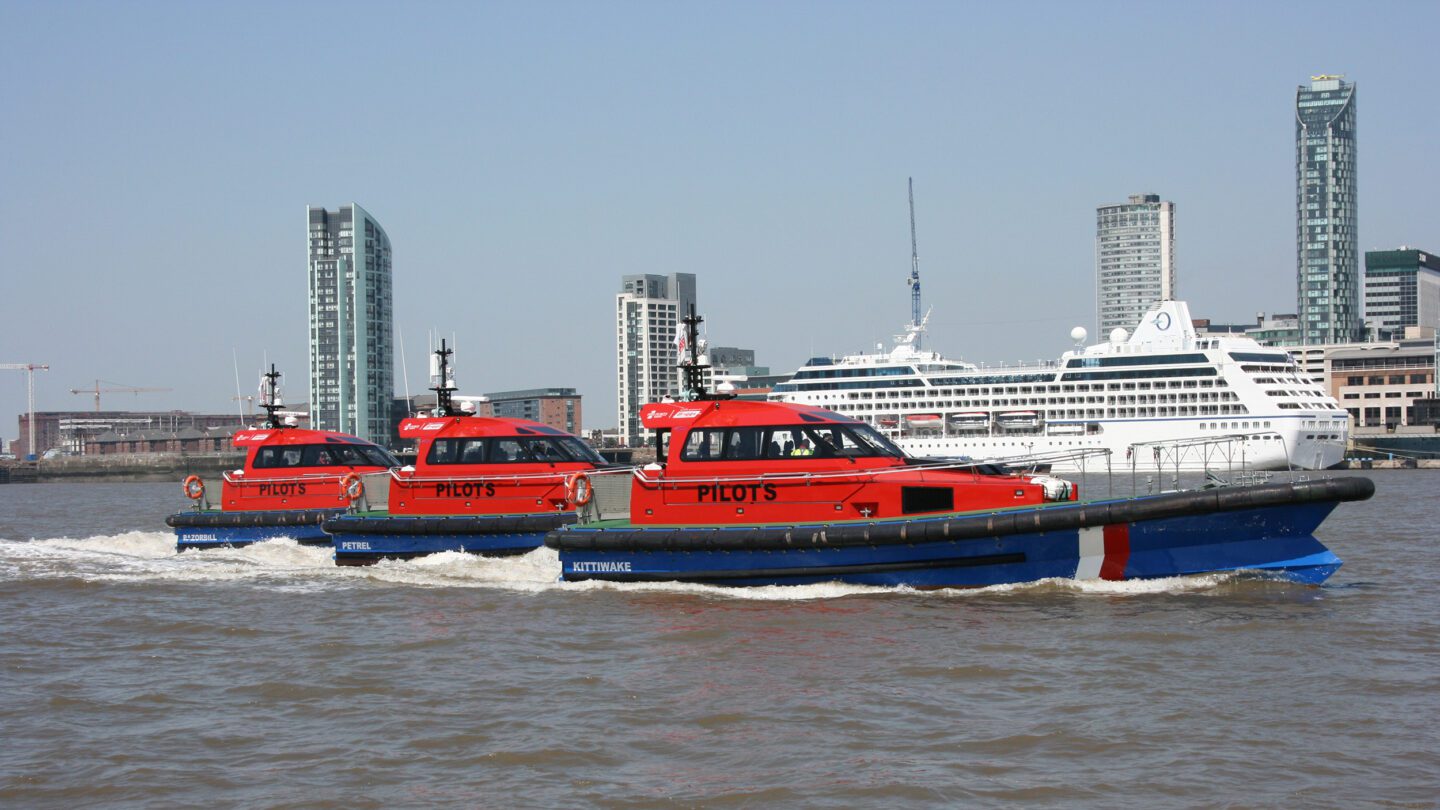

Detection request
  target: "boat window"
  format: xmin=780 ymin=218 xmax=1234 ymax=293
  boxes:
xmin=556 ymin=437 xmax=607 ymax=465
xmin=524 ymin=438 xmax=569 ymax=462
xmin=362 ymin=447 xmax=403 ymax=467
xmin=427 ymin=438 xmax=487 ymax=465
xmin=491 ymin=439 xmax=530 ymax=462
xmin=679 ymin=424 xmax=904 ymax=461
xmin=681 ymin=429 xmax=725 ymax=461
xmin=304 ymin=445 xmax=372 ymax=466
xmin=425 ymin=436 xmax=601 ymax=465
xmin=253 ymin=446 xmax=305 ymax=468
xmin=253 ymin=443 xmax=392 ymax=469
xmin=849 ymin=424 xmax=905 ymax=457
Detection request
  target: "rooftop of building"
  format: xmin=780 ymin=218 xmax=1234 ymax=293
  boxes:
xmin=1365 ymin=247 xmax=1440 ymax=272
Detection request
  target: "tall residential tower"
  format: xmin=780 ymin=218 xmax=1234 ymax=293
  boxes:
xmin=616 ymin=273 xmax=696 ymax=447
xmin=307 ymin=203 xmax=394 ymax=445
xmin=1096 ymin=193 xmax=1175 ymax=336
xmin=1296 ymin=75 xmax=1359 ymax=344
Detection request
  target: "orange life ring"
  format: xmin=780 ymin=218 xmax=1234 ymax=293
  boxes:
xmin=565 ymin=472 xmax=593 ymax=507
xmin=340 ymin=472 xmax=364 ymax=502
xmin=183 ymin=475 xmax=205 ymax=500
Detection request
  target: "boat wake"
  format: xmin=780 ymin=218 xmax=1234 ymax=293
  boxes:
xmin=0 ymin=532 xmax=1251 ymax=599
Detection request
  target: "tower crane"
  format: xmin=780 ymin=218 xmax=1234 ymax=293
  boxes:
xmin=69 ymin=380 xmax=173 ymax=412
xmin=2 ymin=363 xmax=50 ymax=459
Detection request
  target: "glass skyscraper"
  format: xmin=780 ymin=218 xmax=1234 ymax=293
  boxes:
xmin=307 ymin=203 xmax=394 ymax=446
xmin=1095 ymin=193 xmax=1175 ymax=336
xmin=1296 ymin=76 xmax=1359 ymax=345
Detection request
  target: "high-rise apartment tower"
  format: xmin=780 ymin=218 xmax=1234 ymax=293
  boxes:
xmin=1296 ymin=75 xmax=1359 ymax=344
xmin=307 ymin=203 xmax=394 ymax=446
xmin=1096 ymin=194 xmax=1175 ymax=336
xmin=616 ymin=273 xmax=696 ymax=447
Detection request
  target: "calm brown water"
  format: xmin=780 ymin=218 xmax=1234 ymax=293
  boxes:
xmin=1 ymin=472 xmax=1436 ymax=808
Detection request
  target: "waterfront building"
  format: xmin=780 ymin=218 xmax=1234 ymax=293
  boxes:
xmin=307 ymin=204 xmax=394 ymax=446
xmin=1248 ymin=313 xmax=1302 ymax=347
xmin=616 ymin=273 xmax=696 ymax=447
xmin=1191 ymin=318 xmax=1251 ymax=337
xmin=16 ymin=410 xmax=246 ymax=457
xmin=1296 ymin=75 xmax=1360 ymax=345
xmin=1096 ymin=194 xmax=1175 ymax=337
xmin=1326 ymin=332 xmax=1437 ymax=428
xmin=485 ymin=388 xmax=583 ymax=435
xmin=1364 ymin=248 xmax=1440 ymax=339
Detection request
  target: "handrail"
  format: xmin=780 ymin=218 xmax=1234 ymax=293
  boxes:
xmin=222 ymin=471 xmax=353 ymax=485
xmin=629 ymin=457 xmax=1084 ymax=488
xmin=390 ymin=465 xmax=639 ymax=485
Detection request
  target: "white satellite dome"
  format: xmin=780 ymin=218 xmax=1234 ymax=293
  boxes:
xmin=1069 ymin=326 xmax=1088 ymax=343
xmin=1109 ymin=327 xmax=1129 ymax=344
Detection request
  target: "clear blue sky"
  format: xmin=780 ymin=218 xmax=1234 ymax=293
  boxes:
xmin=2 ymin=0 xmax=1437 ymax=439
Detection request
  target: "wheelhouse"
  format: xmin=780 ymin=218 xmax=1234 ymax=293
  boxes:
xmin=628 ymin=399 xmax=1067 ymax=525
xmin=219 ymin=428 xmax=399 ymax=510
xmin=389 ymin=416 xmax=605 ymax=515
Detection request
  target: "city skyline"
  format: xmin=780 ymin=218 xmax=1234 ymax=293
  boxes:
xmin=3 ymin=3 xmax=1438 ymax=436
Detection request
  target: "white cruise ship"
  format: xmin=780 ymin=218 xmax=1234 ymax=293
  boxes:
xmin=768 ymin=301 xmax=1349 ymax=471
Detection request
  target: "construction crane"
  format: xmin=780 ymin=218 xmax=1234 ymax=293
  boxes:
xmin=69 ymin=380 xmax=173 ymax=412
xmin=232 ymin=393 xmax=255 ymax=423
xmin=907 ymin=177 xmax=923 ymax=350
xmin=2 ymin=362 xmax=50 ymax=460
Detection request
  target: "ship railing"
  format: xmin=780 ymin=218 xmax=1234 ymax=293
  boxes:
xmin=628 ymin=450 xmax=1118 ymax=500
xmin=951 ymin=447 xmax=1118 ymax=500
xmin=387 ymin=464 xmax=638 ymax=485
xmin=355 ymin=466 xmax=638 ymax=515
xmin=221 ymin=470 xmax=353 ymax=485
xmin=1124 ymin=431 xmax=1298 ymax=494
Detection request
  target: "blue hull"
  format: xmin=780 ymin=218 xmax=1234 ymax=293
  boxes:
xmin=324 ymin=513 xmax=576 ymax=566
xmin=551 ymin=483 xmax=1364 ymax=588
xmin=174 ymin=524 xmax=331 ymax=551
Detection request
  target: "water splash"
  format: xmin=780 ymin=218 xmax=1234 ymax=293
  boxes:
xmin=0 ymin=531 xmax=1248 ymax=599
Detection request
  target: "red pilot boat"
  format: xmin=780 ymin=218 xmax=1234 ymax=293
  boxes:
xmin=166 ymin=366 xmax=400 ymax=552
xmin=323 ymin=341 xmax=612 ymax=565
xmin=545 ymin=310 xmax=1373 ymax=588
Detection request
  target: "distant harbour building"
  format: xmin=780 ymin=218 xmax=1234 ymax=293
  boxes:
xmin=695 ymin=346 xmax=788 ymax=397
xmin=1194 ymin=312 xmax=1302 ymax=348
xmin=1363 ymin=248 xmax=1440 ymax=339
xmin=616 ymin=273 xmax=696 ymax=447
xmin=307 ymin=204 xmax=394 ymax=446
xmin=17 ymin=410 xmax=244 ymax=458
xmin=1327 ymin=334 xmax=1437 ymax=428
xmin=1248 ymin=312 xmax=1302 ymax=347
xmin=1296 ymin=75 xmax=1360 ymax=345
xmin=1096 ymin=194 xmax=1175 ymax=336
xmin=485 ymin=388 xmax=583 ymax=435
